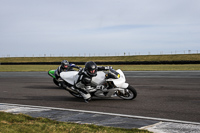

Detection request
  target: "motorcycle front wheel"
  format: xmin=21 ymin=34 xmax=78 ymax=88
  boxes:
xmin=117 ymin=85 xmax=137 ymax=100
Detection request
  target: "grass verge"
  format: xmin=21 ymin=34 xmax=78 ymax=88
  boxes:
xmin=0 ymin=112 xmax=151 ymax=133
xmin=0 ymin=64 xmax=200 ymax=72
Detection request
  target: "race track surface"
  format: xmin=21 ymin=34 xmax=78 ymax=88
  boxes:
xmin=0 ymin=71 xmax=200 ymax=123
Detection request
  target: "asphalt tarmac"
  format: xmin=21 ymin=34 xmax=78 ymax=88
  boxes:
xmin=0 ymin=71 xmax=200 ymax=123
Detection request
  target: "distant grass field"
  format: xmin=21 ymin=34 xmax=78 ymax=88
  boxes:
xmin=1 ymin=54 xmax=200 ymax=62
xmin=0 ymin=54 xmax=200 ymax=71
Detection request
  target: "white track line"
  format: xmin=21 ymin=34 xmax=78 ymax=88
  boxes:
xmin=1 ymin=103 xmax=200 ymax=125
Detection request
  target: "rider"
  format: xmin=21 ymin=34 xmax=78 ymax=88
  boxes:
xmin=55 ymin=60 xmax=80 ymax=80
xmin=75 ymin=61 xmax=111 ymax=103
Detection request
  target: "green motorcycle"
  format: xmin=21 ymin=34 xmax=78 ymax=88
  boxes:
xmin=48 ymin=63 xmax=80 ymax=87
xmin=48 ymin=70 xmax=61 ymax=86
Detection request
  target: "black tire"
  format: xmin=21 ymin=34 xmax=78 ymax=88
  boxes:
xmin=117 ymin=85 xmax=137 ymax=100
xmin=53 ymin=78 xmax=59 ymax=86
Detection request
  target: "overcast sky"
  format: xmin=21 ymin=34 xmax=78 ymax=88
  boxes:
xmin=0 ymin=0 xmax=200 ymax=57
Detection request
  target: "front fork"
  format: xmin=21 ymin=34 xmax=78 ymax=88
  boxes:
xmin=116 ymin=88 xmax=130 ymax=97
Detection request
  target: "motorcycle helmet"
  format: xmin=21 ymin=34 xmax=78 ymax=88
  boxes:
xmin=84 ymin=61 xmax=97 ymax=77
xmin=61 ymin=60 xmax=69 ymax=68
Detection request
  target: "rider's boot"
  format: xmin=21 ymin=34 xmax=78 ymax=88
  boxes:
xmin=84 ymin=97 xmax=91 ymax=103
xmin=76 ymin=88 xmax=91 ymax=103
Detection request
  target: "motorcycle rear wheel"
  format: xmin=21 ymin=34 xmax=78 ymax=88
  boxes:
xmin=117 ymin=85 xmax=137 ymax=100
xmin=53 ymin=78 xmax=59 ymax=86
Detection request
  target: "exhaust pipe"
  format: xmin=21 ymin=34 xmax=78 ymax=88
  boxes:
xmin=65 ymin=86 xmax=79 ymax=94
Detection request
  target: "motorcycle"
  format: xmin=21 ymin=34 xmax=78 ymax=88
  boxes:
xmin=48 ymin=65 xmax=79 ymax=87
xmin=60 ymin=68 xmax=137 ymax=100
xmin=48 ymin=69 xmax=61 ymax=86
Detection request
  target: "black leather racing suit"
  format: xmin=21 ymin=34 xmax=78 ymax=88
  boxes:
xmin=75 ymin=66 xmax=110 ymax=101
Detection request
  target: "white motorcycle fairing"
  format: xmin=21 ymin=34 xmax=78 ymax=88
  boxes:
xmin=60 ymin=71 xmax=79 ymax=85
xmin=91 ymin=71 xmax=106 ymax=85
xmin=106 ymin=69 xmax=129 ymax=88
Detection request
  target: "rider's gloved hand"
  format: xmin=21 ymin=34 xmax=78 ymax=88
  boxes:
xmin=104 ymin=66 xmax=113 ymax=70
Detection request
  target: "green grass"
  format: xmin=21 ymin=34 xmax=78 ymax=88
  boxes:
xmin=0 ymin=54 xmax=200 ymax=63
xmin=0 ymin=64 xmax=200 ymax=72
xmin=0 ymin=54 xmax=200 ymax=71
xmin=0 ymin=112 xmax=151 ymax=133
